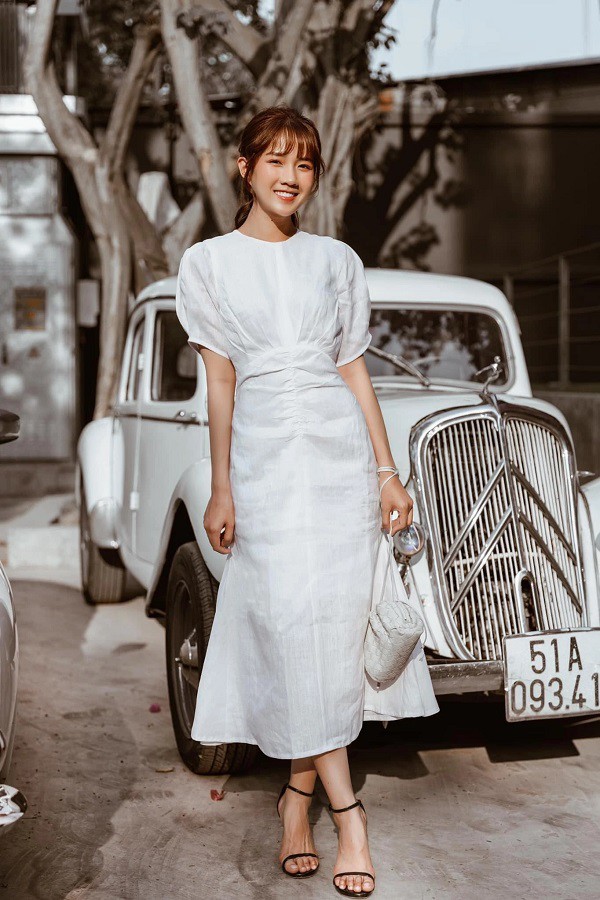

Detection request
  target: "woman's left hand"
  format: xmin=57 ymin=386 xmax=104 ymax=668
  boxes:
xmin=379 ymin=474 xmax=413 ymax=536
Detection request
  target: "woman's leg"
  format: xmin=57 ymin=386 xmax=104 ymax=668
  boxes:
xmin=313 ymin=747 xmax=375 ymax=895
xmin=278 ymin=756 xmax=319 ymax=874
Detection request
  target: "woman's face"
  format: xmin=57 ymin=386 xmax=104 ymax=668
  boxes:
xmin=239 ymin=139 xmax=315 ymax=221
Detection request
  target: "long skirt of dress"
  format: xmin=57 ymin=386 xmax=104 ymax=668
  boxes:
xmin=190 ymin=353 xmax=439 ymax=760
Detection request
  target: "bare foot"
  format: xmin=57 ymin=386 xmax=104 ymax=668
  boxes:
xmin=331 ymin=802 xmax=375 ymax=895
xmin=277 ymin=787 xmax=320 ymax=875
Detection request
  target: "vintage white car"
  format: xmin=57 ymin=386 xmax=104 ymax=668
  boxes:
xmin=77 ymin=265 xmax=600 ymax=775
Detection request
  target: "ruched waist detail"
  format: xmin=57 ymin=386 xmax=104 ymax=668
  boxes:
xmin=235 ymin=342 xmax=339 ymax=389
xmin=231 ymin=342 xmax=360 ymax=439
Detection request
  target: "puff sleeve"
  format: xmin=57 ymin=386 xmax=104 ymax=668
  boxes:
xmin=335 ymin=243 xmax=373 ymax=367
xmin=175 ymin=244 xmax=231 ymax=359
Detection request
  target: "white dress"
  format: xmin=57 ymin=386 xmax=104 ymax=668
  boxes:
xmin=175 ymin=228 xmax=439 ymax=760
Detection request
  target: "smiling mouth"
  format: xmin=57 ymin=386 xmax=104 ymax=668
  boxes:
xmin=274 ymin=190 xmax=298 ymax=199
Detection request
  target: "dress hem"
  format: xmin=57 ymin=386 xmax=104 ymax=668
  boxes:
xmin=192 ymin=716 xmax=365 ymax=760
xmin=192 ymin=702 xmax=440 ymax=756
xmin=363 ymin=705 xmax=440 ymax=721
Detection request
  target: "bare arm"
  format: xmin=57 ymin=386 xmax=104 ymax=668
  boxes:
xmin=338 ymin=355 xmax=413 ymax=535
xmin=199 ymin=347 xmax=237 ymax=554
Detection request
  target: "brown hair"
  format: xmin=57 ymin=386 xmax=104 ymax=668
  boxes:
xmin=234 ymin=105 xmax=326 ymax=229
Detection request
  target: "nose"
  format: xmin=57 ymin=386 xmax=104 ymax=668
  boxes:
xmin=280 ymin=164 xmax=298 ymax=187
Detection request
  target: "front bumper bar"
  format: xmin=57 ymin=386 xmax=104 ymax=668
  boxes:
xmin=427 ymin=659 xmax=504 ymax=695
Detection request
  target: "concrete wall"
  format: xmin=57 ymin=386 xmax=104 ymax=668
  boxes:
xmin=369 ymin=64 xmax=600 ymax=282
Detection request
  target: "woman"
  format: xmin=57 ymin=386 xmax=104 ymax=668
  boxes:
xmin=175 ymin=105 xmax=439 ymax=897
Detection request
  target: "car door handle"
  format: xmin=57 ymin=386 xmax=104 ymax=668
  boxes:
xmin=174 ymin=410 xmax=198 ymax=422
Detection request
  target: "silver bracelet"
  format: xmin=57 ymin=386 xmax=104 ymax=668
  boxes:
xmin=376 ymin=465 xmax=400 ymax=500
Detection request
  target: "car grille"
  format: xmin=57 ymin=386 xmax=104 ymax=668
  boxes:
xmin=413 ymin=402 xmax=586 ymax=660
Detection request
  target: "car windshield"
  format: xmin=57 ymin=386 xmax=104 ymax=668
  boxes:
xmin=366 ymin=306 xmax=508 ymax=386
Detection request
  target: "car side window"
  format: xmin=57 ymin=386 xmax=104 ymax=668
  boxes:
xmin=151 ymin=309 xmax=197 ymax=401
xmin=126 ymin=316 xmax=145 ymax=401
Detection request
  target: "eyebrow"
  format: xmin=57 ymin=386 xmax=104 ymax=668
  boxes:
xmin=267 ymin=151 xmax=312 ymax=161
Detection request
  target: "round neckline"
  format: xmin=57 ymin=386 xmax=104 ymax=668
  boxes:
xmin=233 ymin=228 xmax=302 ymax=245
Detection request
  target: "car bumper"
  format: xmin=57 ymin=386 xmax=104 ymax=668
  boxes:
xmin=428 ymin=659 xmax=504 ymax=694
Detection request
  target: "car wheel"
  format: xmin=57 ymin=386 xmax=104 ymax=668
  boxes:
xmin=79 ymin=473 xmax=126 ymax=605
xmin=165 ymin=541 xmax=258 ymax=775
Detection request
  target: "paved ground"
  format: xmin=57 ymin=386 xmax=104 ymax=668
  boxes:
xmin=1 ymin=537 xmax=600 ymax=897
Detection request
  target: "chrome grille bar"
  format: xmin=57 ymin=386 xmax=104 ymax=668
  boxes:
xmin=411 ymin=402 xmax=586 ymax=660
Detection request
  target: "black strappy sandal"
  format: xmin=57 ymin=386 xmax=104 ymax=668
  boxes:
xmin=276 ymin=782 xmax=320 ymax=878
xmin=328 ymin=798 xmax=376 ymax=897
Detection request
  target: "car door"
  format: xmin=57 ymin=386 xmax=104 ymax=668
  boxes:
xmin=135 ymin=299 xmax=208 ymax=564
xmin=112 ymin=306 xmax=147 ymax=556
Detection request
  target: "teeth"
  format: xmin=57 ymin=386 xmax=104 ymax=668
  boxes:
xmin=275 ymin=191 xmax=296 ymax=198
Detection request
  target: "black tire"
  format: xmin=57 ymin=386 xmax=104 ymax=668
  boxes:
xmin=165 ymin=541 xmax=258 ymax=775
xmin=79 ymin=473 xmax=127 ymax=605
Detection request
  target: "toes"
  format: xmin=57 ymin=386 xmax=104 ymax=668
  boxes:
xmin=334 ymin=874 xmax=374 ymax=893
xmin=299 ymin=855 xmax=317 ymax=872
xmin=284 ymin=855 xmax=318 ymax=874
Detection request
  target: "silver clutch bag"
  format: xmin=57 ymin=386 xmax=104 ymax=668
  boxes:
xmin=364 ymin=467 xmax=425 ymax=688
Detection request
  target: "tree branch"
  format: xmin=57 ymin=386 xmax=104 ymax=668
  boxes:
xmin=163 ymin=190 xmax=206 ymax=270
xmin=178 ymin=1 xmax=267 ymax=76
xmin=251 ymin=0 xmax=316 ymax=107
xmin=102 ymin=23 xmax=162 ymax=172
xmin=160 ymin=0 xmax=237 ymax=232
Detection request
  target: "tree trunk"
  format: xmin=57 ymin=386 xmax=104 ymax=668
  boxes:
xmin=25 ymin=1 xmax=167 ymax=417
xmin=160 ymin=0 xmax=238 ymax=232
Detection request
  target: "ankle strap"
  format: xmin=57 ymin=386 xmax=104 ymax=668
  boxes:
xmin=285 ymin=782 xmax=314 ymax=798
xmin=328 ymin=798 xmax=364 ymax=813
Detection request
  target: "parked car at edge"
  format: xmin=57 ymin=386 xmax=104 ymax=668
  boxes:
xmin=77 ymin=267 xmax=600 ymax=775
xmin=0 ymin=409 xmax=27 ymax=831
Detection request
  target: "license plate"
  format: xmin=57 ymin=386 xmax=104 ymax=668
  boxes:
xmin=503 ymin=628 xmax=600 ymax=722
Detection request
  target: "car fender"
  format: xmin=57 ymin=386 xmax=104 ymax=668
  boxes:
xmin=581 ymin=477 xmax=600 ymax=624
xmin=145 ymin=458 xmax=225 ymax=618
xmin=77 ymin=416 xmax=121 ymax=549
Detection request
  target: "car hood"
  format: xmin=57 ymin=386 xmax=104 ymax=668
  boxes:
xmin=374 ymin=385 xmax=568 ymax=483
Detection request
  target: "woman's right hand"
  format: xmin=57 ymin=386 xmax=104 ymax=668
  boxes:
xmin=204 ymin=488 xmax=235 ymax=554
